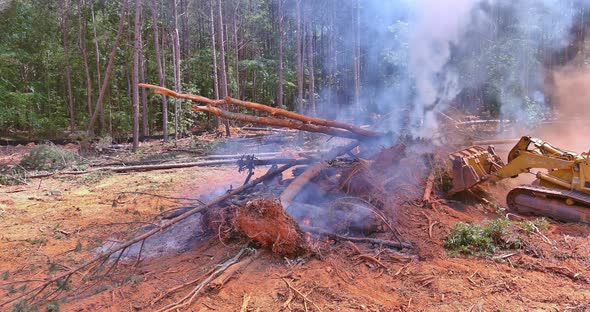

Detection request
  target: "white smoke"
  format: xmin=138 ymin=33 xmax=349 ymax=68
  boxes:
xmin=407 ymin=0 xmax=484 ymax=137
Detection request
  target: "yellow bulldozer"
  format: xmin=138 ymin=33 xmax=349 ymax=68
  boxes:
xmin=449 ymin=136 xmax=590 ymax=223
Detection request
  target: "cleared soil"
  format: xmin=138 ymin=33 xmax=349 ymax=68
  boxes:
xmin=1 ymin=137 xmax=590 ymax=312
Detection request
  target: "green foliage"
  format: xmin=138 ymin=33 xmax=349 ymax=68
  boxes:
xmin=19 ymin=144 xmax=82 ymax=171
xmin=10 ymin=300 xmax=38 ymax=312
xmin=444 ymin=219 xmax=523 ymax=256
xmin=44 ymin=301 xmax=60 ymax=312
xmin=520 ymin=217 xmax=550 ymax=232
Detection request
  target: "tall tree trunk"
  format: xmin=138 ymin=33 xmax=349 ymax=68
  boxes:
xmin=217 ymin=0 xmax=230 ymax=136
xmin=233 ymin=1 xmax=240 ymax=100
xmin=277 ymin=0 xmax=284 ymax=108
xmin=353 ymin=0 xmax=361 ymax=120
xmin=132 ymin=0 xmax=142 ymax=152
xmin=172 ymin=0 xmax=182 ymax=139
xmin=307 ymin=7 xmax=315 ymax=116
xmin=150 ymin=0 xmax=168 ymax=141
xmin=78 ymin=0 xmax=93 ymax=118
xmin=61 ymin=0 xmax=75 ymax=132
xmin=89 ymin=0 xmax=105 ymax=132
xmin=87 ymin=0 xmax=129 ymax=135
xmin=139 ymin=18 xmax=148 ymax=138
xmin=209 ymin=0 xmax=220 ymax=129
xmin=296 ymin=0 xmax=303 ymax=114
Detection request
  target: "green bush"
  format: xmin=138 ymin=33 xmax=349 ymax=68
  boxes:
xmin=444 ymin=218 xmax=523 ymax=256
xmin=19 ymin=144 xmax=82 ymax=171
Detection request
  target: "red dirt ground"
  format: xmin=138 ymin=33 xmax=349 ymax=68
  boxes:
xmin=1 ymin=140 xmax=590 ymax=311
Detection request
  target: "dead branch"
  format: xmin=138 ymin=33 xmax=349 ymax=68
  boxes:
xmin=208 ymin=251 xmax=260 ymax=290
xmin=280 ymin=161 xmax=328 ymax=209
xmin=423 ymin=171 xmax=435 ymax=205
xmin=0 ymin=161 xmax=298 ymax=308
xmin=282 ymin=278 xmax=323 ymax=312
xmin=139 ymin=83 xmax=382 ymax=138
xmin=301 ymin=225 xmax=412 ymax=250
xmin=224 ymin=97 xmax=381 ymax=137
xmin=280 ymin=141 xmax=359 ymax=209
xmin=194 ymin=105 xmax=363 ymax=139
xmin=155 ymin=245 xmax=253 ymax=312
xmin=356 ymin=255 xmax=388 ymax=269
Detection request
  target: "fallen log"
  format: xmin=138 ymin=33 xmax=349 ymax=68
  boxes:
xmin=0 ymin=161 xmax=298 ymax=308
xmin=194 ymin=105 xmax=363 ymax=140
xmin=280 ymin=162 xmax=328 ymax=209
xmin=139 ymin=83 xmax=382 ymax=138
xmin=301 ymin=225 xmax=412 ymax=250
xmin=223 ymin=96 xmax=381 ymax=137
xmin=280 ymin=141 xmax=360 ymax=209
xmin=25 ymin=158 xmax=310 ymax=178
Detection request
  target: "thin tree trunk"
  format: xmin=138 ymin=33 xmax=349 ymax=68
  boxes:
xmin=172 ymin=0 xmax=182 ymax=139
xmin=353 ymin=0 xmax=361 ymax=119
xmin=139 ymin=14 xmax=148 ymax=138
xmin=78 ymin=0 xmax=93 ymax=118
xmin=277 ymin=0 xmax=284 ymax=108
xmin=132 ymin=0 xmax=142 ymax=152
xmin=62 ymin=0 xmax=75 ymax=132
xmin=150 ymin=0 xmax=168 ymax=141
xmin=217 ymin=0 xmax=231 ymax=136
xmin=210 ymin=0 xmax=220 ymax=130
xmin=296 ymin=0 xmax=303 ymax=114
xmin=307 ymin=8 xmax=315 ymax=116
xmin=87 ymin=0 xmax=129 ymax=135
xmin=90 ymin=0 xmax=101 ymax=102
xmin=233 ymin=1 xmax=240 ymax=100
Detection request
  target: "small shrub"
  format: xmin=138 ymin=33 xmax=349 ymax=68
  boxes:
xmin=520 ymin=218 xmax=549 ymax=232
xmin=19 ymin=144 xmax=82 ymax=171
xmin=444 ymin=218 xmax=523 ymax=256
xmin=10 ymin=300 xmax=38 ymax=312
xmin=444 ymin=222 xmax=495 ymax=256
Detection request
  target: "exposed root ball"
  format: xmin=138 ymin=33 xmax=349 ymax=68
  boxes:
xmin=234 ymin=198 xmax=307 ymax=256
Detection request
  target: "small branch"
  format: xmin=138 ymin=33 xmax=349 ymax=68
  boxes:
xmin=282 ymin=278 xmax=323 ymax=312
xmin=301 ymin=225 xmax=412 ymax=250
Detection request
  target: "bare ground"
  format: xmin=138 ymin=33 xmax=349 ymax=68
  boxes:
xmin=1 ymin=140 xmax=590 ymax=312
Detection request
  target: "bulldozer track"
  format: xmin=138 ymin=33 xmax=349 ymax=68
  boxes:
xmin=507 ymin=185 xmax=590 ymax=223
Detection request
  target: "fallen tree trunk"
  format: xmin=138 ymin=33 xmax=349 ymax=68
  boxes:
xmin=194 ymin=105 xmax=362 ymax=139
xmin=280 ymin=161 xmax=328 ymax=209
xmin=139 ymin=83 xmax=382 ymax=139
xmin=281 ymin=141 xmax=359 ymax=209
xmin=26 ymin=158 xmax=310 ymax=178
xmin=223 ymin=96 xmax=381 ymax=137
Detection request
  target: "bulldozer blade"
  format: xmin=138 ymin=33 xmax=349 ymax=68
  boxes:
xmin=448 ymin=146 xmax=505 ymax=195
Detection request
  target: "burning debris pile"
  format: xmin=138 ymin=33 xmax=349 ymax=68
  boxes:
xmin=4 ymin=86 xmax=435 ymax=308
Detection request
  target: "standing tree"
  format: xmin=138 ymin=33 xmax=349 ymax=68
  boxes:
xmin=217 ymin=0 xmax=230 ymax=136
xmin=172 ymin=0 xmax=182 ymax=139
xmin=277 ymin=0 xmax=284 ymax=108
xmin=150 ymin=0 xmax=168 ymax=141
xmin=87 ymin=0 xmax=129 ymax=136
xmin=307 ymin=1 xmax=315 ymax=116
xmin=61 ymin=0 xmax=75 ymax=131
xmin=77 ymin=0 xmax=93 ymax=119
xmin=132 ymin=0 xmax=142 ymax=152
xmin=296 ymin=0 xmax=303 ymax=114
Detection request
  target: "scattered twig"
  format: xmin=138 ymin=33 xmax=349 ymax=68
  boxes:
xmin=155 ymin=245 xmax=253 ymax=312
xmin=282 ymin=278 xmax=323 ymax=312
xmin=240 ymin=294 xmax=251 ymax=312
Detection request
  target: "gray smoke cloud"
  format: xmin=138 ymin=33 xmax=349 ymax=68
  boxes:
xmin=329 ymin=0 xmax=587 ymax=140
